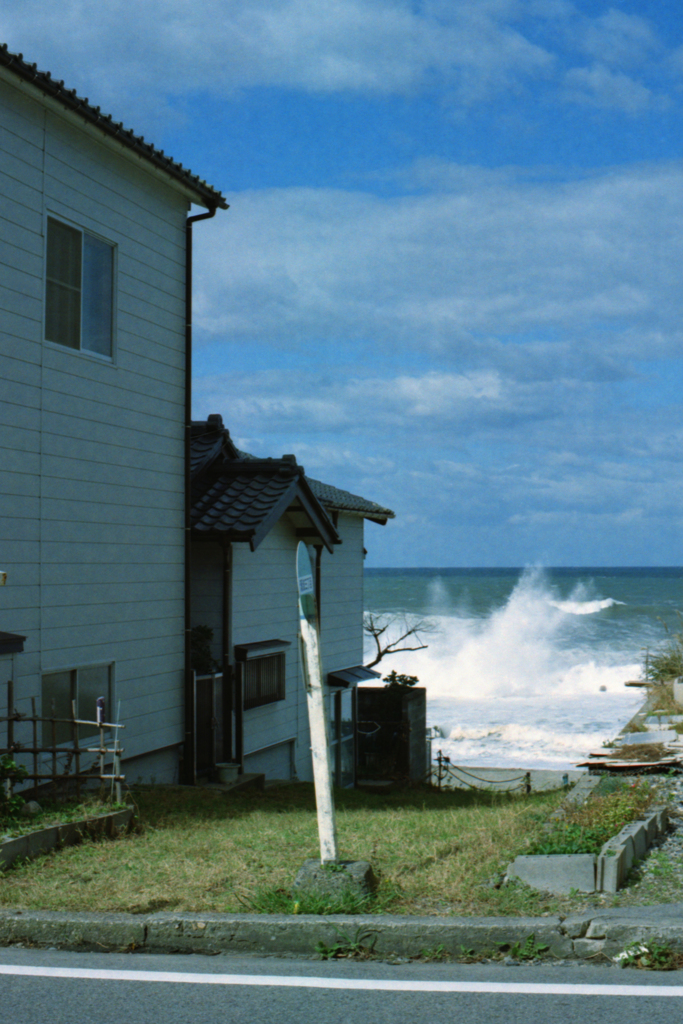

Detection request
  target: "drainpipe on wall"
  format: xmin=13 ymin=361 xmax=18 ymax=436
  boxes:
xmin=183 ymin=204 xmax=218 ymax=786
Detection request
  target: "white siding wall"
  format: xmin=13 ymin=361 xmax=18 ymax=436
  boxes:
xmin=231 ymin=521 xmax=307 ymax=778
xmin=0 ymin=73 xmax=188 ymax=778
xmin=223 ymin=513 xmax=366 ymax=782
xmin=319 ymin=514 xmax=365 ymax=674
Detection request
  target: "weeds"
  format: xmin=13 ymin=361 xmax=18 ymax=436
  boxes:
xmin=0 ymin=756 xmax=28 ymax=818
xmin=529 ymin=780 xmax=655 ymax=856
xmin=245 ymin=884 xmax=391 ymax=916
xmin=315 ymin=925 xmax=377 ymax=960
xmin=498 ymin=934 xmax=550 ymax=961
xmin=644 ymin=616 xmax=683 ymax=683
xmin=614 ymin=941 xmax=683 ymax=970
xmin=416 ymin=944 xmax=450 ymax=961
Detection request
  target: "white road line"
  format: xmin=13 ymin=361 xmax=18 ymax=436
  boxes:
xmin=0 ymin=965 xmax=682 ymax=997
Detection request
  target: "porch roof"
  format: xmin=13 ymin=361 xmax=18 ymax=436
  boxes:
xmin=190 ymin=420 xmax=340 ymax=552
xmin=0 ymin=631 xmax=26 ymax=655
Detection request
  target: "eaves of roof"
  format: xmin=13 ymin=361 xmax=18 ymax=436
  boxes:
xmin=0 ymin=45 xmax=228 ymax=211
xmin=307 ymin=477 xmax=395 ymax=525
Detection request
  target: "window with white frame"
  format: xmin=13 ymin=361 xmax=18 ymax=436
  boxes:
xmin=41 ymin=664 xmax=113 ymax=745
xmin=45 ymin=217 xmax=114 ymax=357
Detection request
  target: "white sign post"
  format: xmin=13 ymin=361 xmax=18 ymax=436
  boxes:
xmin=297 ymin=542 xmax=339 ymax=864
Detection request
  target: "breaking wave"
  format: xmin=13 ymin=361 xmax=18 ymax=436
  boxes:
xmin=365 ymin=566 xmax=644 ymax=769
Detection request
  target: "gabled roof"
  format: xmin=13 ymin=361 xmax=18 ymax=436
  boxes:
xmin=191 ymin=418 xmax=340 ymax=552
xmin=307 ymin=478 xmax=395 ymax=525
xmin=0 ymin=45 xmax=227 ymax=211
xmin=230 ymin=433 xmax=395 ymax=525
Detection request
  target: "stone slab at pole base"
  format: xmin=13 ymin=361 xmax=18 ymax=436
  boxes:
xmin=293 ymin=859 xmax=377 ymax=901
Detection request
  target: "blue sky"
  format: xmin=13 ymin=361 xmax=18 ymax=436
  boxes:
xmin=5 ymin=1 xmax=683 ymax=566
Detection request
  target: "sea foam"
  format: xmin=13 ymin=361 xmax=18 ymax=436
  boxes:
xmin=365 ymin=567 xmax=643 ymax=769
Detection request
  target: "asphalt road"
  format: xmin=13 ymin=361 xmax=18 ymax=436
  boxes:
xmin=2 ymin=948 xmax=683 ymax=1024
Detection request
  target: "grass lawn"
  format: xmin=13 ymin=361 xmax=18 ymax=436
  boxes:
xmin=0 ymin=782 xmax=585 ymax=917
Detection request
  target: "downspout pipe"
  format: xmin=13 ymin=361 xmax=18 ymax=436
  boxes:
xmin=183 ymin=204 xmax=220 ymax=786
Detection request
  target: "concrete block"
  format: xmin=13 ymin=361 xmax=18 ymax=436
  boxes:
xmin=597 ymin=845 xmax=625 ymax=893
xmin=292 ymin=859 xmax=377 ymax=900
xmin=585 ymin=910 xmax=683 ymax=960
xmin=573 ymin=937 xmax=606 ymax=958
xmin=618 ymin=834 xmax=636 ymax=875
xmin=622 ymin=822 xmax=648 ymax=861
xmin=508 ymin=854 xmax=596 ymax=894
xmin=0 ymin=836 xmax=28 ymax=870
xmin=0 ymin=809 xmax=133 ymax=871
xmin=561 ymin=914 xmax=592 ymax=939
xmin=653 ymin=806 xmax=668 ymax=834
xmin=643 ymin=812 xmax=658 ymax=845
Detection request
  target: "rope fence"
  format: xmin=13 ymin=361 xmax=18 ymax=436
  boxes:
xmin=432 ymin=750 xmax=531 ymax=793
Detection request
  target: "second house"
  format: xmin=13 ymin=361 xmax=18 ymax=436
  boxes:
xmin=189 ymin=414 xmax=395 ymax=787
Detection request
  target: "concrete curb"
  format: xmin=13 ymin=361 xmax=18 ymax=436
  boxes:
xmin=3 ymin=906 xmax=683 ymax=961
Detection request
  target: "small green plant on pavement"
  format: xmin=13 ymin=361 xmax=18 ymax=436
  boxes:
xmin=614 ymin=941 xmax=683 ymax=971
xmin=497 ymin=934 xmax=549 ymax=961
xmin=315 ymin=926 xmax=377 ymax=960
xmin=415 ymin=944 xmax=450 ymax=961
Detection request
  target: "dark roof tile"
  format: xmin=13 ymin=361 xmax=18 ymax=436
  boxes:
xmin=0 ymin=45 xmax=227 ymax=210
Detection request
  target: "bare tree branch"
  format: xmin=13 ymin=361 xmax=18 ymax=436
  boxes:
xmin=363 ymin=612 xmax=436 ymax=668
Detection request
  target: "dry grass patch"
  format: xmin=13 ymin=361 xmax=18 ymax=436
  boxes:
xmin=0 ymin=783 xmax=568 ymax=916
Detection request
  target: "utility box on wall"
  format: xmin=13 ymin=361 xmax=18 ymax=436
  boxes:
xmin=356 ymin=686 xmax=427 ymax=782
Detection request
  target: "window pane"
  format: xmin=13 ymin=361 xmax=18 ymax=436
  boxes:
xmin=42 ymin=671 xmax=74 ymax=745
xmin=340 ymin=689 xmax=354 ymax=740
xmin=82 ymin=234 xmax=113 ymax=356
xmin=244 ymin=654 xmax=285 ymax=709
xmin=47 ymin=218 xmax=81 ymax=288
xmin=78 ymin=664 xmax=111 ymax=739
xmin=45 ymin=219 xmax=81 ymax=349
xmin=45 ymin=280 xmax=81 ymax=348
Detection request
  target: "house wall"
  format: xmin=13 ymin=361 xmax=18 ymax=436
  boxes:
xmin=230 ymin=520 xmax=307 ymax=778
xmin=189 ymin=512 xmax=368 ymax=783
xmin=190 ymin=540 xmax=224 ymax=661
xmin=0 ymin=71 xmax=189 ymax=781
xmin=319 ymin=513 xmax=365 ymax=675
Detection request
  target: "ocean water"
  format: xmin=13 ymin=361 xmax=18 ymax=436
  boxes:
xmin=363 ymin=567 xmax=683 ymax=770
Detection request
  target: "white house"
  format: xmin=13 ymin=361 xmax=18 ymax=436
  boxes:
xmin=0 ymin=46 xmax=227 ymax=785
xmin=190 ymin=415 xmax=395 ymax=785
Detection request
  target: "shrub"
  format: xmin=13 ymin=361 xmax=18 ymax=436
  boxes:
xmin=644 ymin=616 xmax=683 ymax=682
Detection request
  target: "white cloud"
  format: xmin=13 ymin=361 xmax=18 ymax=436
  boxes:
xmin=194 ymin=161 xmax=683 ymax=357
xmin=578 ymin=9 xmax=660 ymax=68
xmin=194 ymin=367 xmax=534 ymax=434
xmin=1 ymin=0 xmax=553 ymax=114
xmin=563 ymin=62 xmax=659 ymax=114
